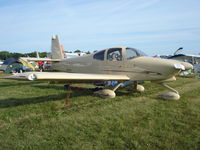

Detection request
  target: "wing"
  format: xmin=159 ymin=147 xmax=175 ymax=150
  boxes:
xmin=1 ymin=72 xmax=130 ymax=83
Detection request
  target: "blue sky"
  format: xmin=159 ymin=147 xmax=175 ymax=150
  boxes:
xmin=0 ymin=0 xmax=200 ymax=55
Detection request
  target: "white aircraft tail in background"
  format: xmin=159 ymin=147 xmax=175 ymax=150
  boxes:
xmin=36 ymin=51 xmax=40 ymax=59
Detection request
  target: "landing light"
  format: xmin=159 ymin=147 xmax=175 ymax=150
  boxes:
xmin=174 ymin=64 xmax=185 ymax=70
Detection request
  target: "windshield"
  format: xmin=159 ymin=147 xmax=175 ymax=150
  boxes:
xmin=136 ymin=49 xmax=147 ymax=56
xmin=126 ymin=47 xmax=147 ymax=59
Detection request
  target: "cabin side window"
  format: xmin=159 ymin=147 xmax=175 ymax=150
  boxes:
xmin=107 ymin=48 xmax=122 ymax=61
xmin=93 ymin=50 xmax=105 ymax=61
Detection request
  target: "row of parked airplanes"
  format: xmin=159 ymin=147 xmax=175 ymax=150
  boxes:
xmin=1 ymin=35 xmax=195 ymax=101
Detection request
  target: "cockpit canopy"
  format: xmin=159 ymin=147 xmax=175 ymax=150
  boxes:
xmin=93 ymin=47 xmax=147 ymax=61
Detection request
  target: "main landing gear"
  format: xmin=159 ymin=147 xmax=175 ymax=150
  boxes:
xmin=63 ymin=81 xmax=179 ymax=107
xmin=94 ymin=81 xmax=145 ymax=98
xmin=94 ymin=82 xmax=123 ymax=98
xmin=132 ymin=81 xmax=145 ymax=92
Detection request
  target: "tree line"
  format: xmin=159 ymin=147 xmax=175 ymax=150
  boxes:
xmin=0 ymin=50 xmax=91 ymax=60
xmin=0 ymin=51 xmax=48 ymax=60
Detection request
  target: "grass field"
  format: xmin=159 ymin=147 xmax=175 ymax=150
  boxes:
xmin=0 ymin=74 xmax=200 ymax=150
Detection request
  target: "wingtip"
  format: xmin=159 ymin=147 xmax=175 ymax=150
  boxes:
xmin=0 ymin=72 xmax=37 ymax=81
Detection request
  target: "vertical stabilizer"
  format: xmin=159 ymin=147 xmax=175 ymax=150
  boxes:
xmin=51 ymin=35 xmax=64 ymax=59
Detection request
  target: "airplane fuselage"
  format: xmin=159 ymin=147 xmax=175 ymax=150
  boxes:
xmin=51 ymin=47 xmax=192 ymax=82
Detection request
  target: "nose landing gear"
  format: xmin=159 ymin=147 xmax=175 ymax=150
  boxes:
xmin=158 ymin=83 xmax=180 ymax=100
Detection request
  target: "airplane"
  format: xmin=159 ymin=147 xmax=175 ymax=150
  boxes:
xmin=0 ymin=60 xmax=3 ymax=67
xmin=169 ymin=47 xmax=200 ymax=65
xmin=168 ymin=47 xmax=200 ymax=73
xmin=1 ymin=35 xmax=193 ymax=103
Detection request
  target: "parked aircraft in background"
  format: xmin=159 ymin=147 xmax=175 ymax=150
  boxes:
xmin=0 ymin=60 xmax=4 ymax=71
xmin=0 ymin=60 xmax=3 ymax=64
xmin=168 ymin=47 xmax=200 ymax=73
xmin=64 ymin=52 xmax=86 ymax=59
xmin=154 ymin=47 xmax=200 ymax=74
xmin=1 ymin=36 xmax=193 ymax=101
xmin=0 ymin=60 xmax=3 ymax=66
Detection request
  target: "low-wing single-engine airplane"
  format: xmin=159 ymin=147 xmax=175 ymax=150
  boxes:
xmin=2 ymin=35 xmax=193 ymax=101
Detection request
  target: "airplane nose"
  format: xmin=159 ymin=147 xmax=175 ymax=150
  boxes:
xmin=180 ymin=62 xmax=193 ymax=70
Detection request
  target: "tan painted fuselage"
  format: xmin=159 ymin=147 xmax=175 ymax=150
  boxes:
xmin=52 ymin=47 xmax=192 ymax=82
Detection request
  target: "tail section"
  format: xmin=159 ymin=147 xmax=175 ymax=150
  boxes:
xmin=51 ymin=35 xmax=64 ymax=59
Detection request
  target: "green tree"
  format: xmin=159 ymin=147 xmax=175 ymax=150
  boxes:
xmin=74 ymin=49 xmax=81 ymax=53
xmin=0 ymin=51 xmax=12 ymax=60
xmin=39 ymin=52 xmax=47 ymax=58
xmin=0 ymin=51 xmax=47 ymax=60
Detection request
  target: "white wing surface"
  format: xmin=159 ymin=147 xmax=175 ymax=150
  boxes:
xmin=2 ymin=72 xmax=130 ymax=83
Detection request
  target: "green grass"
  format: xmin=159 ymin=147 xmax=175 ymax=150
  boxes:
xmin=0 ymin=74 xmax=200 ymax=150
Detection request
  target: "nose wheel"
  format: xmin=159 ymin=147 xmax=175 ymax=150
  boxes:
xmin=158 ymin=83 xmax=180 ymax=100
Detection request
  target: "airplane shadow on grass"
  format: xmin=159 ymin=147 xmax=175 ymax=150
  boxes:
xmin=0 ymin=90 xmax=96 ymax=108
xmin=32 ymin=85 xmax=65 ymax=91
xmin=0 ymin=93 xmax=65 ymax=108
xmin=0 ymin=84 xmax=142 ymax=108
xmin=0 ymin=81 xmax=43 ymax=88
